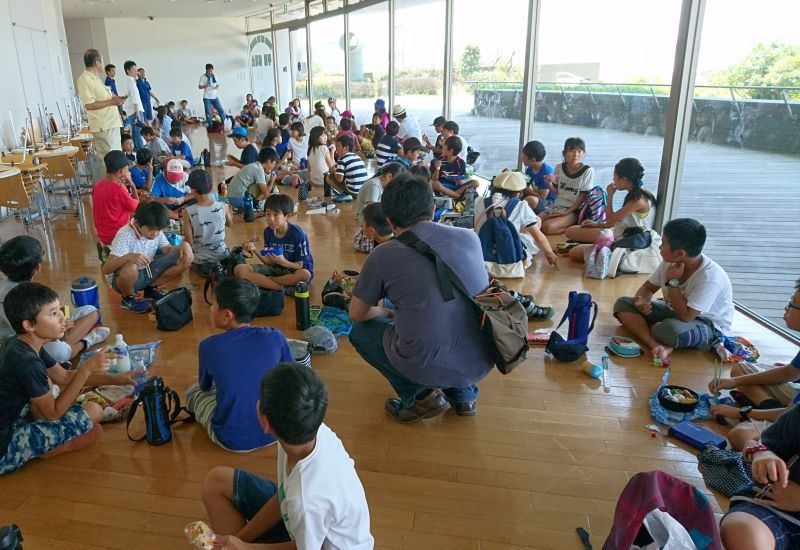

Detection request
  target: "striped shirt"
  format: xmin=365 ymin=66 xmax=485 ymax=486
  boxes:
xmin=336 ymin=152 xmax=369 ymax=195
xmin=376 ymin=135 xmax=401 ymax=167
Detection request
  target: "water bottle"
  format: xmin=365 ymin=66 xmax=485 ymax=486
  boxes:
xmin=294 ymin=282 xmax=310 ymax=331
xmin=113 ymin=334 xmax=131 ymax=373
xmin=243 ymin=192 xmax=255 ymax=222
xmin=0 ymin=524 xmax=23 ymax=549
xmin=132 ymin=357 xmax=147 ymax=395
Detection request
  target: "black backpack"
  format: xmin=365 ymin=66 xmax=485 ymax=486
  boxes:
xmin=126 ymin=377 xmax=192 ymax=446
xmin=202 ymin=247 xmax=249 ymax=305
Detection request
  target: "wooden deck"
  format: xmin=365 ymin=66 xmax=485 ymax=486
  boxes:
xmin=448 ymin=110 xmax=800 ymax=336
xmin=0 ymin=124 xmax=797 ymax=549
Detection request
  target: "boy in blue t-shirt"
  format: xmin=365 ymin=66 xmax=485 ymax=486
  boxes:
xmin=431 ymin=136 xmax=476 ymax=199
xmin=521 ymin=140 xmax=556 ymax=214
xmin=169 ymin=128 xmax=194 ymax=165
xmin=235 ymin=194 xmax=314 ymax=291
xmin=185 ymin=278 xmax=293 ymax=452
xmin=130 ymin=148 xmax=153 ymax=191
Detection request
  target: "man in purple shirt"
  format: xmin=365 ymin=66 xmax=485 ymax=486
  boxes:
xmin=349 ymin=173 xmax=492 ymax=423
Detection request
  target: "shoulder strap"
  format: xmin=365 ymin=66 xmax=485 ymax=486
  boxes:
xmin=505 ymin=198 xmax=519 ymax=217
xmin=126 ymin=395 xmax=147 ymax=442
xmin=395 ymin=231 xmax=472 ymax=302
xmin=166 ymin=387 xmax=194 ymax=425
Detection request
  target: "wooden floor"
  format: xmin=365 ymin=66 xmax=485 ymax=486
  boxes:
xmin=0 ymin=125 xmax=796 ymax=550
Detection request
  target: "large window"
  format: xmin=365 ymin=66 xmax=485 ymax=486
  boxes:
xmin=290 ymin=28 xmax=310 ymax=115
xmin=394 ymin=0 xmax=446 ymax=130
xmin=677 ymin=0 xmax=800 ymax=335
xmin=452 ymin=0 xmax=528 ymax=175
xmin=309 ymin=16 xmax=345 ymax=110
xmin=348 ymin=1 xmax=389 ymax=125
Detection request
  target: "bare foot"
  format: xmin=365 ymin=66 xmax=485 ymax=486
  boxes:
xmin=651 ymin=345 xmax=674 ymax=361
xmin=41 ymin=424 xmax=102 ymax=459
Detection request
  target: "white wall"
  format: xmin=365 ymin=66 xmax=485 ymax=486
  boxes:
xmin=65 ymin=18 xmax=111 ymax=86
xmin=0 ymin=0 xmax=75 ymax=148
xmin=101 ymin=17 xmax=249 ymax=117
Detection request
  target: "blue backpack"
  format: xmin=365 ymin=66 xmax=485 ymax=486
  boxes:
xmin=478 ymin=198 xmax=526 ymax=278
xmin=546 ymin=291 xmax=598 ymax=362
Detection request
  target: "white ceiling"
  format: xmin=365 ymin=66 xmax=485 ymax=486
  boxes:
xmin=61 ymin=0 xmax=303 ymax=19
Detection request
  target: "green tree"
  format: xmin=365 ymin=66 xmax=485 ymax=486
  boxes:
xmin=460 ymin=44 xmax=481 ymax=78
xmin=710 ymin=41 xmax=800 ymax=100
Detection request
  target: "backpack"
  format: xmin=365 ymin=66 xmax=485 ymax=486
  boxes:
xmin=126 ymin=376 xmax=192 ymax=446
xmin=578 ymin=185 xmax=608 ymax=224
xmin=397 ymin=232 xmax=528 ymax=374
xmin=545 ymin=291 xmax=598 ymax=362
xmin=478 ymin=198 xmax=526 ymax=279
xmin=584 ymin=229 xmax=615 ymax=280
xmin=202 ymin=246 xmax=249 ymax=305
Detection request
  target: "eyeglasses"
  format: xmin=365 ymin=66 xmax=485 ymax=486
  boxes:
xmin=786 ymin=301 xmax=800 ymax=312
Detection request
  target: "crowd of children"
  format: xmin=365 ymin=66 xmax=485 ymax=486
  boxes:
xmin=9 ymin=70 xmax=800 ymax=548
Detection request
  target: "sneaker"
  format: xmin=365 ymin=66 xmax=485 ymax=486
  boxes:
xmin=143 ymin=286 xmax=166 ymax=301
xmin=384 ymin=390 xmax=451 ymax=423
xmin=121 ymin=295 xmax=152 ymax=314
xmin=509 ymin=290 xmax=537 ymax=306
xmin=527 ymin=303 xmax=554 ymax=321
xmin=82 ymin=326 xmax=111 ymax=349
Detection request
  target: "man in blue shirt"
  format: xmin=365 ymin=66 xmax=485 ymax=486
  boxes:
xmin=185 ymin=278 xmax=293 ymax=451
xmin=104 ymin=64 xmax=122 ymax=115
xmin=136 ymin=68 xmax=159 ymax=122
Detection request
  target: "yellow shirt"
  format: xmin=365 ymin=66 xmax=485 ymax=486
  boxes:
xmin=76 ymin=70 xmax=122 ymax=132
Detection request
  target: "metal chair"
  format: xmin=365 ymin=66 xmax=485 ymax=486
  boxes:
xmin=0 ymin=168 xmax=47 ymax=227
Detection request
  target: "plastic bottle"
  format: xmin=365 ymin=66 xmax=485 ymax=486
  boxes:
xmin=132 ymin=357 xmax=147 ymax=395
xmin=602 ymin=354 xmax=611 ymax=393
xmin=295 ymin=282 xmax=310 ymax=331
xmin=583 ymin=363 xmax=603 ymax=379
xmin=113 ymin=334 xmax=131 ymax=373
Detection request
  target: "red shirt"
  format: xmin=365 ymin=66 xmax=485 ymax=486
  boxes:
xmin=92 ymin=179 xmax=139 ymax=245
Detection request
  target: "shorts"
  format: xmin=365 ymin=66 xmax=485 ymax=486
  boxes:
xmin=613 ymin=297 xmax=718 ymax=350
xmin=726 ymin=500 xmax=800 ymax=550
xmin=232 ymin=469 xmax=291 ymax=543
xmin=110 ymin=248 xmax=182 ymax=294
xmin=0 ymin=403 xmax=93 ymax=475
xmin=737 ymin=363 xmax=800 ymax=406
xmin=253 ymin=264 xmax=294 ymax=278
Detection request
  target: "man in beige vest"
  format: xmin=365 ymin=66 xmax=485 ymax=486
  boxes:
xmin=76 ymin=49 xmax=124 ymax=161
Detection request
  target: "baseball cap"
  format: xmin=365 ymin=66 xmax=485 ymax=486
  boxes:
xmin=392 ymin=104 xmax=406 ymax=118
xmin=104 ymin=150 xmax=131 ymax=173
xmin=165 ymin=159 xmax=185 ymax=183
xmin=341 ymin=110 xmax=354 ymax=119
xmin=431 ymin=116 xmax=447 ymax=127
xmin=492 ymin=171 xmax=527 ymax=192
xmin=327 ymin=96 xmax=336 ymax=103
xmin=186 ymin=170 xmax=212 ymax=194
xmin=227 ymin=126 xmax=248 ymax=139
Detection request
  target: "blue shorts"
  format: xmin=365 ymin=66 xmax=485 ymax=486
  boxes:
xmin=0 ymin=403 xmax=93 ymax=475
xmin=232 ymin=469 xmax=291 ymax=543
xmin=727 ymin=501 xmax=800 ymax=550
xmin=111 ymin=248 xmax=181 ymax=293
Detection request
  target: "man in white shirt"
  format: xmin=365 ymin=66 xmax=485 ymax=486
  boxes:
xmin=393 ymin=104 xmax=422 ymax=142
xmin=614 ymin=218 xmax=734 ymax=362
xmin=199 ymin=63 xmax=225 ymax=127
xmin=118 ymin=60 xmax=144 ymax=149
xmin=202 ymin=363 xmax=374 ymax=549
xmin=76 ymin=49 xmax=124 ymax=159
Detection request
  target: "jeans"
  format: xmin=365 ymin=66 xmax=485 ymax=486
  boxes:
xmin=124 ymin=114 xmax=144 ymax=149
xmin=203 ymin=97 xmax=225 ymax=126
xmin=349 ymin=318 xmax=479 ymax=409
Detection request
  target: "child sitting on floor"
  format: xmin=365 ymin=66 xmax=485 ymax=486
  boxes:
xmin=387 ymin=137 xmax=422 ymax=170
xmin=613 ymin=218 xmax=733 ymax=361
xmin=431 ymin=136 xmax=476 ymax=199
xmin=0 ymin=282 xmax=112 ymax=475
xmin=307 ymin=126 xmax=335 ymax=197
xmin=185 ymin=278 xmax=293 ymax=452
xmin=92 ymin=151 xmax=141 ymax=248
xmin=473 ymin=171 xmax=558 ymax=269
xmin=201 ymin=363 xmax=373 ymax=547
xmin=130 ymin=148 xmax=154 ymax=191
xmin=169 ymin=127 xmax=194 ymax=165
xmin=376 ymin=121 xmax=401 ymax=167
xmin=140 ymin=126 xmax=170 ymax=169
xmin=235 ymin=194 xmax=313 ymax=291
xmin=102 ymin=201 xmax=193 ymax=314
xmin=519 ymin=140 xmax=556 ymax=213
xmin=362 ymin=203 xmax=393 ymax=249
xmin=566 ymin=157 xmax=657 ymax=262
xmin=226 ymin=147 xmax=278 ymax=210
xmin=540 ymin=137 xmax=594 ymax=235
xmin=327 ymin=135 xmax=369 ymax=197
xmin=182 ymin=171 xmax=232 ymax=271
xmin=121 ymin=133 xmax=136 ymax=164
xmin=0 ymin=236 xmax=111 ymax=363
xmin=149 ymin=159 xmax=191 ymax=211
xmin=226 ymin=126 xmax=258 ymax=169
xmin=287 ymin=122 xmax=307 ymax=169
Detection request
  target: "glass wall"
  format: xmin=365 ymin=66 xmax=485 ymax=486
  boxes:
xmin=348 ymin=1 xmax=389 ymax=125
xmin=394 ymin=0 xmax=446 ymax=129
xmin=309 ymin=15 xmax=345 ymax=110
xmin=677 ymin=0 xmax=800 ymax=334
xmin=452 ymin=0 xmax=528 ymax=175
xmin=290 ymin=28 xmax=310 ymax=115
xmin=248 ymin=32 xmax=276 ymax=106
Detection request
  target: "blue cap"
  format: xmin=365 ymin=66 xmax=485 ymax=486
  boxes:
xmin=227 ymin=126 xmax=248 ymax=139
xmin=374 ymin=98 xmax=385 ymax=110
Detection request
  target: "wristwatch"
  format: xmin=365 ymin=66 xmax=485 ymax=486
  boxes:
xmin=740 ymin=405 xmax=753 ymax=422
xmin=667 ymin=278 xmax=680 ymax=288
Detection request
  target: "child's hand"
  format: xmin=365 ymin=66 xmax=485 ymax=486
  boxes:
xmin=606 ymin=182 xmax=617 ymax=195
xmin=267 ymin=254 xmax=289 ymax=267
xmin=543 ymin=174 xmax=556 ymax=185
xmin=709 ymin=404 xmax=740 ymax=419
xmin=580 ymin=220 xmax=599 ymax=227
xmin=85 ymin=347 xmax=112 ymax=375
xmin=243 ymin=241 xmax=257 ymax=253
xmin=545 ymin=251 xmax=559 ymax=268
xmin=212 ymin=534 xmax=248 ymax=549
xmin=708 ymin=377 xmax=734 ymax=393
xmin=125 ymin=252 xmax=150 ymax=266
xmin=752 ymin=450 xmax=790 ymax=487
xmin=665 ymin=262 xmax=685 ymax=281
xmin=111 ymin=371 xmax=135 ymax=386
xmin=633 ymin=295 xmax=652 ymax=315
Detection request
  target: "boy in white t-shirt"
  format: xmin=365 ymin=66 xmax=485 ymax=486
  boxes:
xmin=613 ymin=218 xmax=733 ymax=362
xmin=473 ymin=171 xmax=558 ymax=268
xmin=203 ymin=363 xmax=374 ymax=549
